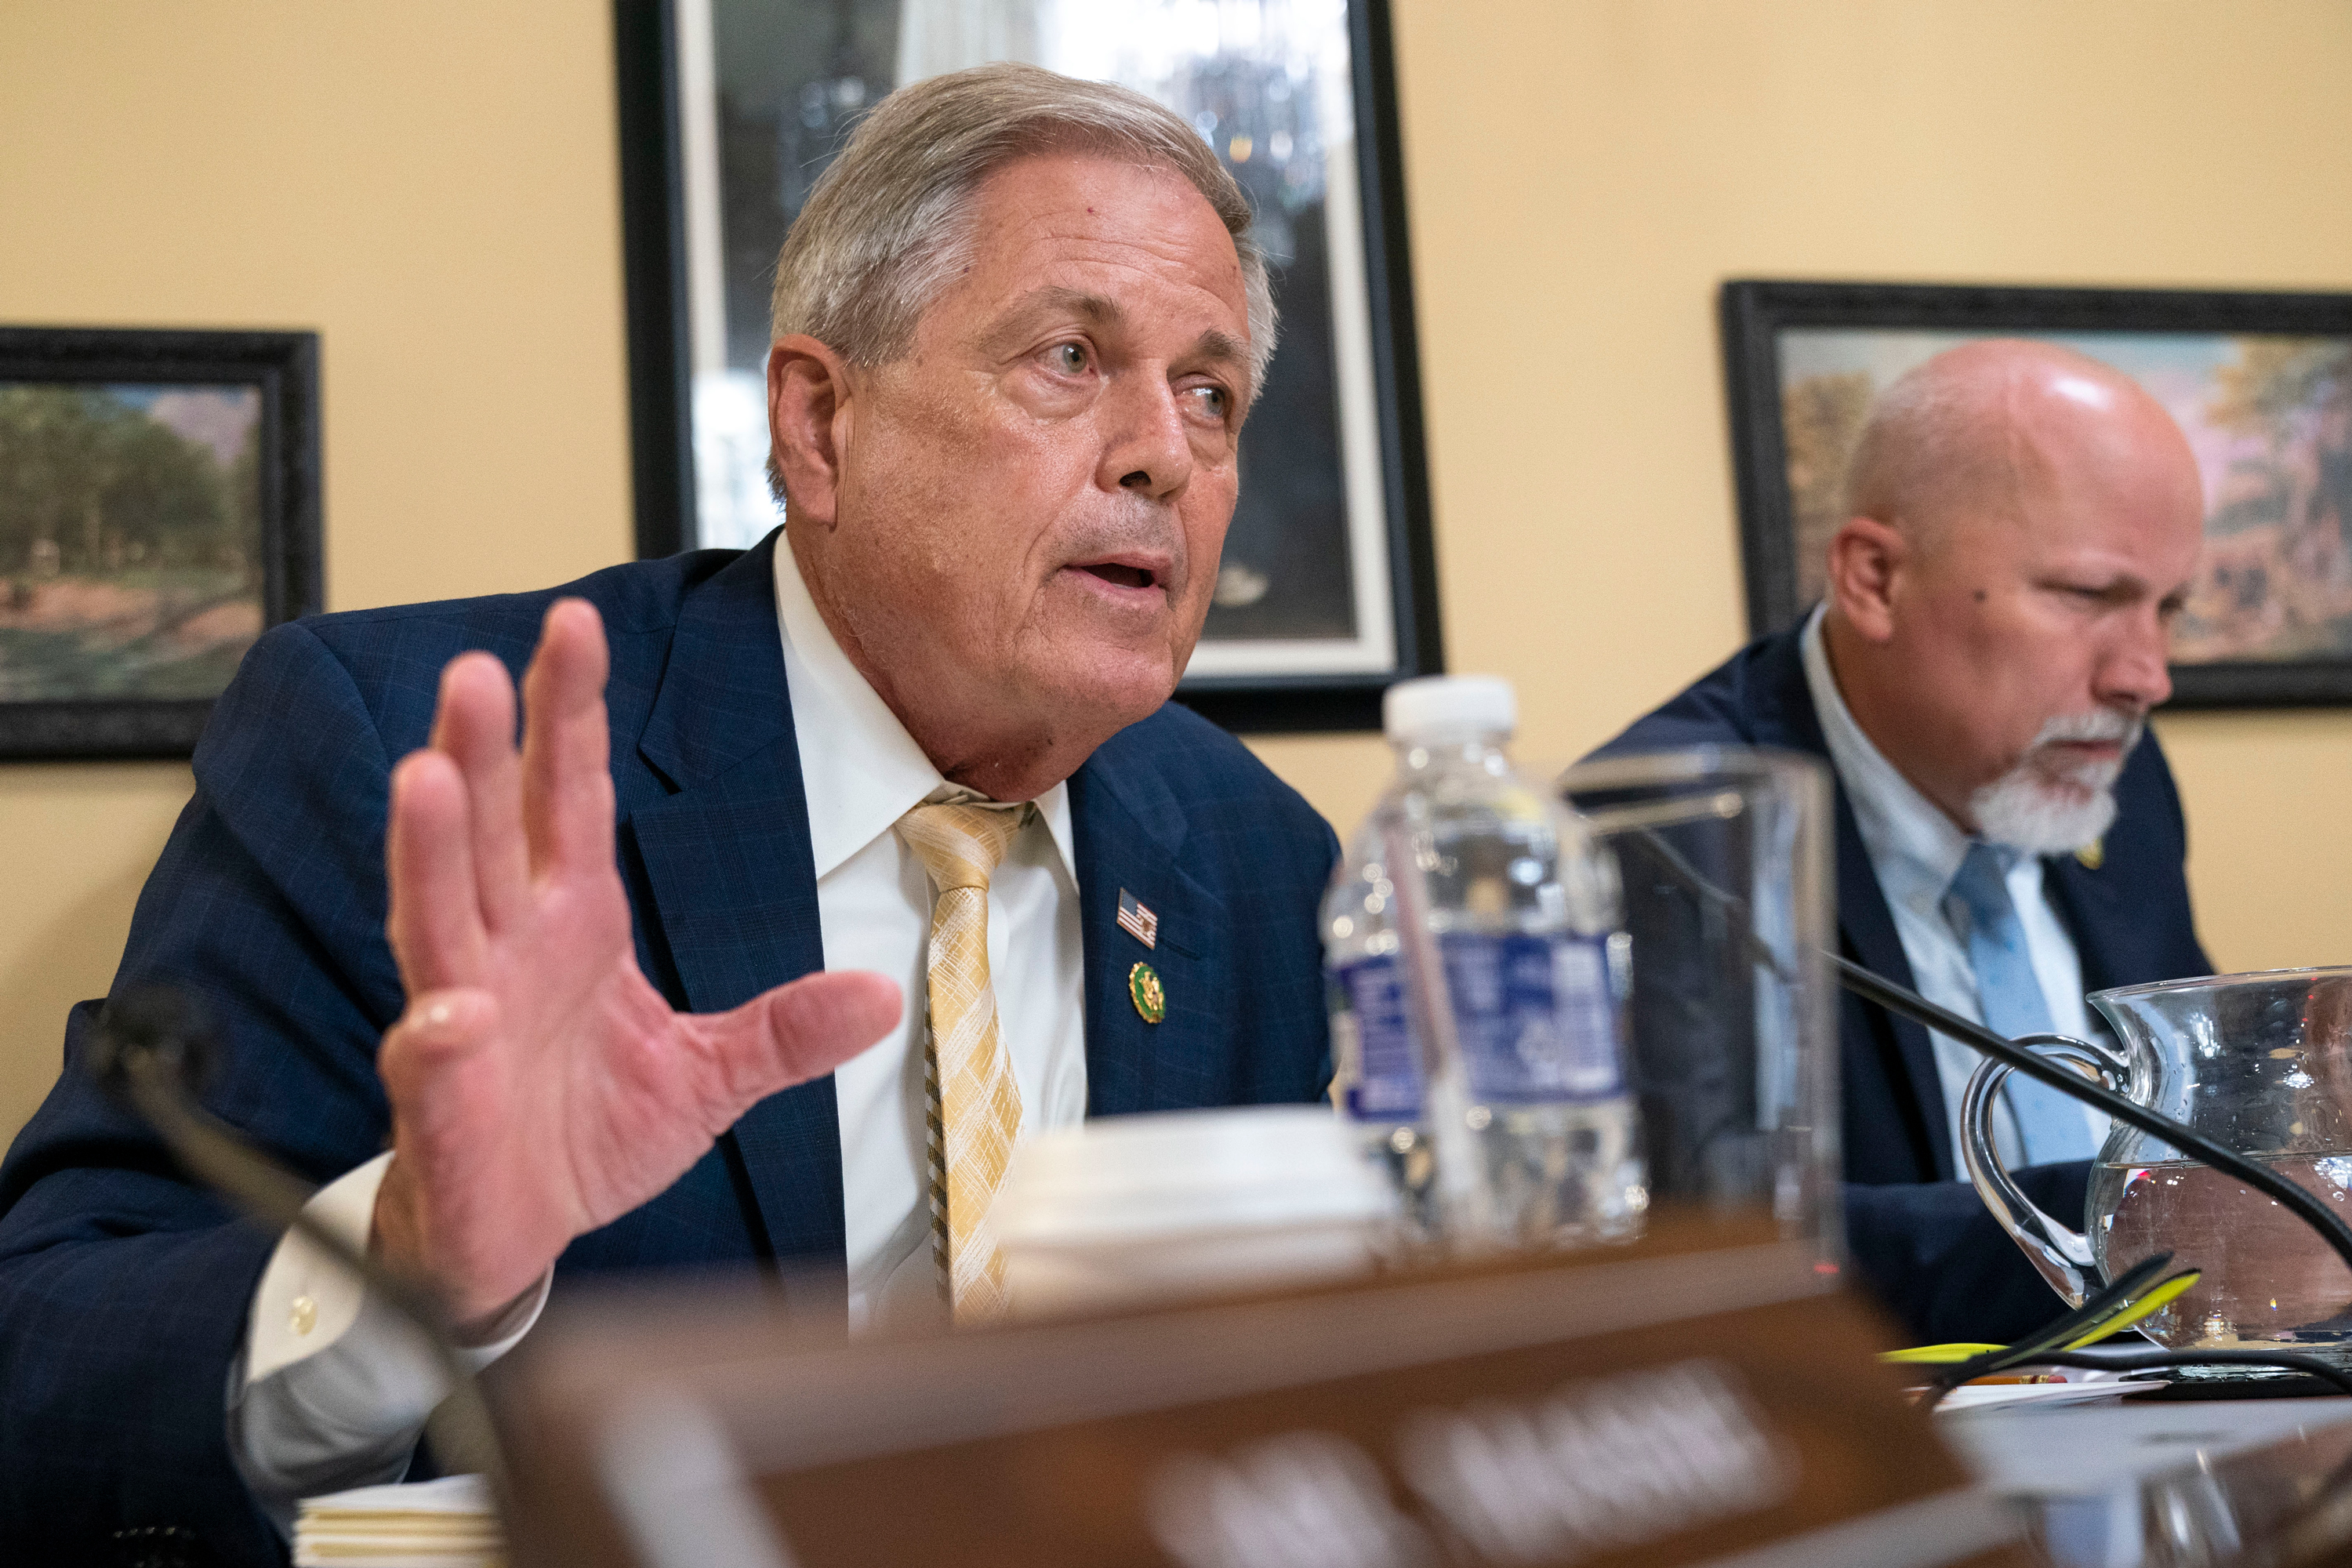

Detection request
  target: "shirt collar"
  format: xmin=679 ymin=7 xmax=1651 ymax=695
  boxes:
xmin=1798 ymin=604 xmax=1991 ymax=916
xmin=772 ymin=539 xmax=1075 ymax=884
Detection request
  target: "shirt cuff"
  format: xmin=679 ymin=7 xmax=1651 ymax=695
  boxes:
xmin=229 ymin=1152 xmax=550 ymax=1516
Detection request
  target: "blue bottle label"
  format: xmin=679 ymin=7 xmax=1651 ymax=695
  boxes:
xmin=1439 ymin=931 xmax=1625 ymax=1102
xmin=1334 ymin=955 xmax=1423 ymax=1120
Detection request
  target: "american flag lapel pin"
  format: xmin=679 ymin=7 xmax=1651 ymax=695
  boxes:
xmin=1116 ymin=888 xmax=1159 ymax=949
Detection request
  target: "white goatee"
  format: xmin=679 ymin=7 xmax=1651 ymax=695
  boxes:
xmin=1969 ymin=709 xmax=2143 ymax=855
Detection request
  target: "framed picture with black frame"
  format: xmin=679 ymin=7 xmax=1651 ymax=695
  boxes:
xmin=1721 ymin=279 xmax=2352 ymax=708
xmin=0 ymin=326 xmax=321 ymax=759
xmin=612 ymin=0 xmax=1441 ymax=732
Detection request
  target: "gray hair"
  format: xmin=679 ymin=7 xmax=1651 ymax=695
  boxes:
xmin=769 ymin=62 xmax=1276 ymax=396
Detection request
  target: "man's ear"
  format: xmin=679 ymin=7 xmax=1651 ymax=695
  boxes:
xmin=1824 ymin=515 xmax=1907 ymax=643
xmin=768 ymin=335 xmax=855 ymax=528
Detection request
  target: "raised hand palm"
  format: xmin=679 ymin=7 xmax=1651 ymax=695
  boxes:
xmin=374 ymin=601 xmax=898 ymax=1326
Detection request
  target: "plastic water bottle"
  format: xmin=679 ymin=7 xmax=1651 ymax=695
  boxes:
xmin=1323 ymin=815 xmax=1439 ymax=1244
xmin=1323 ymin=675 xmax=1645 ymax=1252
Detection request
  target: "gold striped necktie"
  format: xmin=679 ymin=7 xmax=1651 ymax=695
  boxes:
xmin=894 ymin=799 xmax=1032 ymax=1323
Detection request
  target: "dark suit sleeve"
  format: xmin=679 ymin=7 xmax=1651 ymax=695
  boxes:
xmin=1843 ymin=1163 xmax=2092 ymax=1343
xmin=0 ymin=623 xmax=412 ymax=1564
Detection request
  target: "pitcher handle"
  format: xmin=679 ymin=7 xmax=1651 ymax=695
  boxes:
xmin=1958 ymin=1033 xmax=2129 ymax=1309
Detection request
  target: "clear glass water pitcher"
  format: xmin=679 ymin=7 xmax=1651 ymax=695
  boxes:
xmin=1962 ymin=967 xmax=2352 ymax=1370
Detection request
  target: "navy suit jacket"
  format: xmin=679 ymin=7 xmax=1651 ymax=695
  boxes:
xmin=0 ymin=534 xmax=1339 ymax=1563
xmin=1592 ymin=623 xmax=2212 ymax=1343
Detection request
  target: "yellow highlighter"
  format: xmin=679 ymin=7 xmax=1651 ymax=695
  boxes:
xmin=1878 ymin=1269 xmax=2203 ymax=1368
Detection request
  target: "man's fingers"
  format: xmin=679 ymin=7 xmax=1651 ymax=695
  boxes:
xmin=431 ymin=652 xmax=532 ymax=934
xmin=519 ymin=599 xmax=615 ymax=880
xmin=702 ymin=971 xmax=904 ymax=1111
xmin=387 ymin=750 xmax=492 ymax=993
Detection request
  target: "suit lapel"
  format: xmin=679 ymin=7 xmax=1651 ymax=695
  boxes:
xmin=624 ymin=532 xmax=845 ymax=1265
xmin=1069 ymin=744 xmax=1232 ymax=1116
xmin=1748 ymin=633 xmax=1955 ymax=1179
xmin=1830 ymin=795 xmax=1954 ymax=1177
xmin=2045 ymin=851 xmax=2126 ymax=995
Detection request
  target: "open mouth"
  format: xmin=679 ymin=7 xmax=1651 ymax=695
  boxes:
xmin=1079 ymin=563 xmax=1156 ymax=590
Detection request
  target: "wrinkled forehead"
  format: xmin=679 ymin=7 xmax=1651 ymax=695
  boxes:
xmin=942 ymin=153 xmax=1250 ymax=332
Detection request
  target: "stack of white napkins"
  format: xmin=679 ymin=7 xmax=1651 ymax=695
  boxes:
xmin=292 ymin=1474 xmax=503 ymax=1567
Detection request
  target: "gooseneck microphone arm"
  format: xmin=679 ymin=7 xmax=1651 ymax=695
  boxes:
xmin=88 ymin=988 xmax=509 ymax=1497
xmin=1610 ymin=826 xmax=2352 ymax=1281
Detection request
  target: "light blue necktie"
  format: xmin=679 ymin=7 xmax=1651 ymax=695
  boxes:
xmin=1946 ymin=842 xmax=2094 ymax=1164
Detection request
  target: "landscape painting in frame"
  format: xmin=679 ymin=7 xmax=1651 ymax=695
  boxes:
xmin=1721 ymin=282 xmax=2352 ymax=706
xmin=0 ymin=328 xmax=320 ymax=757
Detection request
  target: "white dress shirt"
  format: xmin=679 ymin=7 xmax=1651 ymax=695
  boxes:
xmin=1798 ymin=608 xmax=2108 ymax=1171
xmin=776 ymin=542 xmax=1088 ymax=1329
xmin=231 ymin=542 xmax=1088 ymax=1516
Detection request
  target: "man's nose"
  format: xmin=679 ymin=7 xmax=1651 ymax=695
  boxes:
xmin=2096 ymin=608 xmax=2175 ymax=712
xmin=1098 ymin=375 xmax=1194 ymax=501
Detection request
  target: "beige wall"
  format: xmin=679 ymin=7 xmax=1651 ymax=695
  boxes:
xmin=2 ymin=1 xmax=2350 ymax=1146
xmin=0 ymin=2 xmax=633 ymax=1140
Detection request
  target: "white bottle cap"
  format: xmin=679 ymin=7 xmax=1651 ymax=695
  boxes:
xmin=1382 ymin=674 xmax=1516 ymax=743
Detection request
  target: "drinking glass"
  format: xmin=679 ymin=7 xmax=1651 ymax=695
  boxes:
xmin=1558 ymin=747 xmax=1839 ymax=1259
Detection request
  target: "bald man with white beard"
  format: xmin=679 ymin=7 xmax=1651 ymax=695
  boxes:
xmin=1593 ymin=339 xmax=2214 ymax=1343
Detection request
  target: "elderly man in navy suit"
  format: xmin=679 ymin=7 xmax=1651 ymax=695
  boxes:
xmin=0 ymin=64 xmax=1337 ymax=1561
xmin=1595 ymin=339 xmax=2213 ymax=1344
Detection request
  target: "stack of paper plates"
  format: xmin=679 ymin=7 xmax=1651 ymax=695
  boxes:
xmin=292 ymin=1474 xmax=502 ymax=1567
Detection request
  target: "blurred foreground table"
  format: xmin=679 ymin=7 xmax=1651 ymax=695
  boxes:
xmin=1947 ymin=1397 xmax=2352 ymax=1567
xmin=488 ymin=1212 xmax=2352 ymax=1568
xmin=497 ymin=1213 xmax=2027 ymax=1568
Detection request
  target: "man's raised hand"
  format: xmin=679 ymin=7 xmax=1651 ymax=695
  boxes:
xmin=372 ymin=599 xmax=900 ymax=1330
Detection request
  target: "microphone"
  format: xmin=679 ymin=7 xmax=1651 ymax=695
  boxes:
xmin=89 ymin=986 xmax=510 ymax=1494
